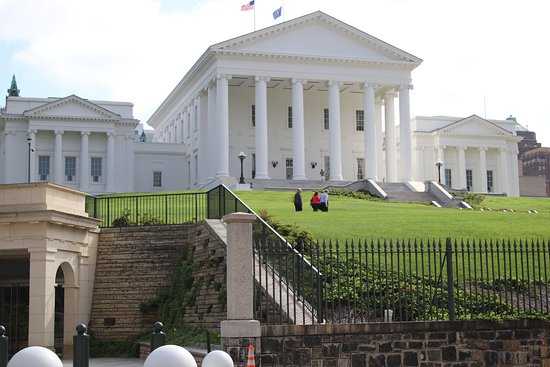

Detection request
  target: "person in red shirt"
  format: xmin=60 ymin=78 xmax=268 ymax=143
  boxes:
xmin=310 ymin=192 xmax=321 ymax=211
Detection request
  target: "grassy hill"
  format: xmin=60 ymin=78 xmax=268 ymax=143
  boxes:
xmin=236 ymin=191 xmax=550 ymax=241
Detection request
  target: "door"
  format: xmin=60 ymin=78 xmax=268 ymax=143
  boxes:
xmin=286 ymin=158 xmax=293 ymax=180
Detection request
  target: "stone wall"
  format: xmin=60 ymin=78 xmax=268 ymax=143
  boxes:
xmin=255 ymin=320 xmax=550 ymax=367
xmin=89 ymin=222 xmax=226 ymax=341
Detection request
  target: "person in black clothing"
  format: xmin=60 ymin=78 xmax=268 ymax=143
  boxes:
xmin=293 ymin=188 xmax=303 ymax=212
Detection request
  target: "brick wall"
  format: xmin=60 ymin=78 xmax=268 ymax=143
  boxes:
xmin=253 ymin=320 xmax=550 ymax=367
xmin=89 ymin=223 xmax=226 ymax=341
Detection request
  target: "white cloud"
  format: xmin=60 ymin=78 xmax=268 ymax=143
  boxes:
xmin=0 ymin=0 xmax=549 ymax=144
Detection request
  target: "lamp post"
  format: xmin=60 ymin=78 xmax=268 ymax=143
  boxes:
xmin=435 ymin=161 xmax=443 ymax=185
xmin=238 ymin=152 xmax=247 ymax=184
xmin=27 ymin=137 xmax=32 ymax=184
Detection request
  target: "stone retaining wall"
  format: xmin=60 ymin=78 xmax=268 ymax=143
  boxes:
xmin=255 ymin=320 xmax=550 ymax=367
xmin=89 ymin=223 xmax=227 ymax=341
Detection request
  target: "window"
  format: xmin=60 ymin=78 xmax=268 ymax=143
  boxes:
xmin=287 ymin=106 xmax=293 ymax=128
xmin=487 ymin=170 xmax=494 ymax=193
xmin=356 ymin=110 xmax=364 ymax=131
xmin=285 ymin=158 xmax=293 ymax=180
xmin=153 ymin=171 xmax=162 ymax=187
xmin=357 ymin=158 xmax=365 ymax=180
xmin=466 ymin=169 xmax=473 ymax=191
xmin=65 ymin=156 xmax=76 ymax=182
xmin=91 ymin=157 xmax=102 ymax=183
xmin=444 ymin=168 xmax=452 ymax=187
xmin=38 ymin=156 xmax=50 ymax=181
xmin=251 ymin=105 xmax=256 ymax=127
xmin=323 ymin=108 xmax=329 ymax=130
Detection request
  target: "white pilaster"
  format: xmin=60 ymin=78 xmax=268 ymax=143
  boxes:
xmin=457 ymin=146 xmax=467 ymax=190
xmin=216 ymin=74 xmax=230 ymax=178
xmin=375 ymin=99 xmax=384 ymax=180
xmin=54 ymin=130 xmax=64 ymax=185
xmin=509 ymin=145 xmax=520 ymax=197
xmin=479 ymin=147 xmax=487 ymax=193
xmin=364 ymin=82 xmax=378 ymax=180
xmin=499 ymin=147 xmax=510 ymax=195
xmin=126 ymin=134 xmax=135 ymax=192
xmin=28 ymin=130 xmax=37 ymax=183
xmin=384 ymin=90 xmax=397 ymax=182
xmin=106 ymin=132 xmax=115 ymax=192
xmin=255 ymin=76 xmax=270 ymax=180
xmin=328 ymin=81 xmax=343 ymax=181
xmin=292 ymin=78 xmax=307 ymax=180
xmin=79 ymin=132 xmax=90 ymax=192
xmin=207 ymin=81 xmax=217 ymax=180
xmin=399 ymin=83 xmax=413 ymax=182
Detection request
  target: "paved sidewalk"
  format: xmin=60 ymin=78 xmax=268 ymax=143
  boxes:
xmin=63 ymin=359 xmax=143 ymax=367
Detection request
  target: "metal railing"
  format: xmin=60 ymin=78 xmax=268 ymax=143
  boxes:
xmin=86 ymin=191 xmax=208 ymax=228
xmin=254 ymin=237 xmax=550 ymax=324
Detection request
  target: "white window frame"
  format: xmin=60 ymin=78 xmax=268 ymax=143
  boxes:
xmin=90 ymin=156 xmax=103 ymax=184
xmin=153 ymin=171 xmax=162 ymax=188
xmin=64 ymin=156 xmax=78 ymax=184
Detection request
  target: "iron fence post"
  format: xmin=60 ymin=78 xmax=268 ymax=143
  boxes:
xmin=445 ymin=238 xmax=456 ymax=321
xmin=206 ymin=330 xmax=211 ymax=353
xmin=73 ymin=324 xmax=90 ymax=367
xmin=0 ymin=325 xmax=7 ymax=367
xmin=151 ymin=322 xmax=166 ymax=352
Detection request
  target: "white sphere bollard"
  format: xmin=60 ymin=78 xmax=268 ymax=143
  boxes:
xmin=7 ymin=346 xmax=63 ymax=367
xmin=202 ymin=350 xmax=234 ymax=367
xmin=144 ymin=345 xmax=197 ymax=367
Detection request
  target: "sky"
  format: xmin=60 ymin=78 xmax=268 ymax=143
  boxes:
xmin=1 ymin=0 xmax=549 ymax=144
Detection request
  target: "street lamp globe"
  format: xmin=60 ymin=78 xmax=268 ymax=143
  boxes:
xmin=144 ymin=345 xmax=197 ymax=367
xmin=202 ymin=350 xmax=234 ymax=367
xmin=238 ymin=151 xmax=247 ymax=160
xmin=7 ymin=346 xmax=63 ymax=367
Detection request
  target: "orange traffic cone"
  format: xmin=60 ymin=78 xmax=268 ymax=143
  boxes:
xmin=246 ymin=343 xmax=256 ymax=367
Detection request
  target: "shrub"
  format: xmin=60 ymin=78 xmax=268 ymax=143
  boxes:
xmin=112 ymin=210 xmax=133 ymax=227
xmin=463 ymin=193 xmax=485 ymax=207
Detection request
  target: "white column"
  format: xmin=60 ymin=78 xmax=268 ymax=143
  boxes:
xmin=510 ymin=146 xmax=520 ymax=197
xmin=384 ymin=91 xmax=397 ymax=182
xmin=53 ymin=130 xmax=64 ymax=185
xmin=207 ymin=82 xmax=217 ymax=180
xmin=479 ymin=147 xmax=487 ymax=193
xmin=364 ymin=82 xmax=378 ymax=180
xmin=79 ymin=132 xmax=90 ymax=192
xmin=216 ymin=74 xmax=230 ymax=177
xmin=28 ymin=130 xmax=37 ymax=183
xmin=457 ymin=146 xmax=467 ymax=189
xmin=499 ymin=147 xmax=510 ymax=195
xmin=399 ymin=83 xmax=413 ymax=182
xmin=375 ymin=99 xmax=384 ymax=180
xmin=28 ymin=248 xmax=57 ymax=349
xmin=292 ymin=78 xmax=307 ymax=180
xmin=198 ymin=91 xmax=208 ymax=184
xmin=254 ymin=76 xmax=270 ymax=180
xmin=437 ymin=146 xmax=446 ymax=184
xmin=126 ymin=134 xmax=135 ymax=192
xmin=328 ymin=81 xmax=343 ymax=181
xmin=106 ymin=132 xmax=115 ymax=192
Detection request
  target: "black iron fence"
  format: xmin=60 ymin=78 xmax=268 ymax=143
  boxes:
xmin=254 ymin=237 xmax=550 ymax=325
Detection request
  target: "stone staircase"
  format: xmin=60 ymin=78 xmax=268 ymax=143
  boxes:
xmin=377 ymin=182 xmax=439 ymax=204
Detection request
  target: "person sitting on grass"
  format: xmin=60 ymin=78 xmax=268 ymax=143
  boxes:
xmin=310 ymin=192 xmax=321 ymax=211
xmin=293 ymin=188 xmax=303 ymax=212
xmin=319 ymin=190 xmax=329 ymax=212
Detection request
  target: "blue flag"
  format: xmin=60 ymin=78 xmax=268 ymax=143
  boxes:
xmin=273 ymin=7 xmax=282 ymax=20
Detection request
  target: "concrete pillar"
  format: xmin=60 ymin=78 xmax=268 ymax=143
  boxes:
xmin=216 ymin=74 xmax=230 ymax=178
xmin=384 ymin=91 xmax=397 ymax=182
xmin=106 ymin=132 xmax=115 ymax=192
xmin=328 ymin=81 xmax=343 ymax=181
xmin=375 ymin=99 xmax=384 ymax=180
xmin=364 ymin=82 xmax=377 ymax=180
xmin=499 ymin=147 xmax=510 ymax=195
xmin=54 ymin=130 xmax=64 ymax=185
xmin=399 ymin=83 xmax=413 ymax=181
xmin=63 ymin=285 xmax=79 ymax=356
xmin=198 ymin=91 xmax=209 ymax=184
xmin=207 ymin=82 xmax=217 ymax=180
xmin=79 ymin=132 xmax=90 ymax=192
xmin=479 ymin=147 xmax=487 ymax=193
xmin=291 ymin=79 xmax=306 ymax=180
xmin=457 ymin=146 xmax=467 ymax=190
xmin=28 ymin=248 xmax=57 ymax=349
xmin=126 ymin=134 xmax=135 ymax=192
xmin=220 ymin=212 xmax=260 ymax=341
xmin=255 ymin=76 xmax=270 ymax=179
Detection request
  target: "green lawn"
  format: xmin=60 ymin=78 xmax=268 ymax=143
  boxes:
xmin=236 ymin=191 xmax=550 ymax=241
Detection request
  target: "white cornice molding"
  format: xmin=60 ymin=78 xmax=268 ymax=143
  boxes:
xmin=24 ymin=95 xmax=121 ymax=120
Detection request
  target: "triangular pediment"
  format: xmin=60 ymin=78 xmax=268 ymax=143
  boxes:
xmin=438 ymin=115 xmax=513 ymax=136
xmin=212 ymin=11 xmax=422 ymax=65
xmin=24 ymin=95 xmax=120 ymax=120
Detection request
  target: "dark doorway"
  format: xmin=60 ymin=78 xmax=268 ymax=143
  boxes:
xmin=54 ymin=268 xmax=65 ymax=356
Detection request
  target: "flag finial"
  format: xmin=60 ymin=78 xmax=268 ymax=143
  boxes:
xmin=7 ymin=75 xmax=20 ymax=97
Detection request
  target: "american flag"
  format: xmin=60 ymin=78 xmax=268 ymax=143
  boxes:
xmin=241 ymin=0 xmax=255 ymax=11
